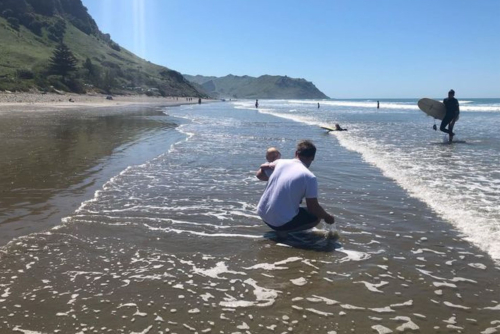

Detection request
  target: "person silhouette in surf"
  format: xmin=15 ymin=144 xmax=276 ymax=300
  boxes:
xmin=334 ymin=123 xmax=347 ymax=131
xmin=441 ymin=89 xmax=460 ymax=142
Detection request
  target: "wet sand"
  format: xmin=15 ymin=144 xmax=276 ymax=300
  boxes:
xmin=0 ymin=96 xmax=197 ymax=246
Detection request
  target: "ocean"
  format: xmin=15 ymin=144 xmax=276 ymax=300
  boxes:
xmin=1 ymin=99 xmax=499 ymax=333
xmin=241 ymin=98 xmax=500 ymax=260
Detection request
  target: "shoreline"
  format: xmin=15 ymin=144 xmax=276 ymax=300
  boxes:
xmin=0 ymin=91 xmax=213 ymax=112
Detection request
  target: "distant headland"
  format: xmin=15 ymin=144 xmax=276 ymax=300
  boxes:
xmin=184 ymin=74 xmax=329 ymax=100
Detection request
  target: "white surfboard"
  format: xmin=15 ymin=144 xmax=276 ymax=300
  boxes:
xmin=418 ymin=98 xmax=446 ymax=120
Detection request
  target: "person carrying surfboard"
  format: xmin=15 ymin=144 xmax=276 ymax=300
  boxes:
xmin=440 ymin=89 xmax=460 ymax=142
xmin=256 ymin=140 xmax=335 ymax=239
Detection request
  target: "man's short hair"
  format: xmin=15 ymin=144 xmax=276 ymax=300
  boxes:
xmin=449 ymin=89 xmax=455 ymax=96
xmin=296 ymin=140 xmax=316 ymax=158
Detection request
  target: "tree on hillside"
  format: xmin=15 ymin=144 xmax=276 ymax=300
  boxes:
xmin=82 ymin=57 xmax=102 ymax=86
xmin=83 ymin=58 xmax=95 ymax=78
xmin=49 ymin=42 xmax=77 ymax=81
xmin=102 ymin=70 xmax=116 ymax=93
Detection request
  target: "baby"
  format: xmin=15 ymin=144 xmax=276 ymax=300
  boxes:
xmin=256 ymin=147 xmax=281 ymax=181
xmin=265 ymin=147 xmax=281 ymax=163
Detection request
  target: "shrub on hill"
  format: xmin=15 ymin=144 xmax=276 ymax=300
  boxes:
xmin=109 ymin=41 xmax=121 ymax=51
xmin=6 ymin=16 xmax=19 ymax=30
xmin=47 ymin=18 xmax=66 ymax=42
xmin=16 ymin=69 xmax=35 ymax=80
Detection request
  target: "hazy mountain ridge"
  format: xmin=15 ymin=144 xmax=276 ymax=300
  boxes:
xmin=184 ymin=74 xmax=329 ymax=99
xmin=0 ymin=0 xmax=205 ymax=97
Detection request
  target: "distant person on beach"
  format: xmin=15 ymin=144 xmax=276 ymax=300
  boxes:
xmin=256 ymin=147 xmax=281 ymax=181
xmin=318 ymin=103 xmax=320 ymax=109
xmin=440 ymin=89 xmax=460 ymax=142
xmin=255 ymin=99 xmax=259 ymax=108
xmin=377 ymin=101 xmax=379 ymax=109
xmin=198 ymin=98 xmax=202 ymax=104
xmin=257 ymin=140 xmax=335 ymax=238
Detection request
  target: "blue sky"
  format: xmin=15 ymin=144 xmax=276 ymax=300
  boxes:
xmin=82 ymin=0 xmax=499 ymax=98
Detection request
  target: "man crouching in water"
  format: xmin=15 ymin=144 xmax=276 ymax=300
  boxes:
xmin=256 ymin=140 xmax=335 ymax=239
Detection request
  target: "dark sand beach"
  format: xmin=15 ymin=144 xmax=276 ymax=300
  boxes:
xmin=1 ymin=100 xmax=499 ymax=333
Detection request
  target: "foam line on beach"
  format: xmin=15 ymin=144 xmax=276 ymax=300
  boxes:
xmin=143 ymin=224 xmax=262 ymax=239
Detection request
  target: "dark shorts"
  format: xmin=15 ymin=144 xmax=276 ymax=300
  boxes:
xmin=265 ymin=208 xmax=318 ymax=231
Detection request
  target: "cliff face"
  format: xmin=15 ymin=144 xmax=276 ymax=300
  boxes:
xmin=0 ymin=0 xmax=206 ymax=97
xmin=183 ymin=74 xmax=329 ymax=99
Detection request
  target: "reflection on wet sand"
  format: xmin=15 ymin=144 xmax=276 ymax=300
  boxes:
xmin=0 ymin=106 xmax=178 ymax=245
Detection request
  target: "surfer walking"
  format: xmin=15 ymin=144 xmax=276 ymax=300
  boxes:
xmin=256 ymin=140 xmax=335 ymax=239
xmin=440 ymin=89 xmax=460 ymax=142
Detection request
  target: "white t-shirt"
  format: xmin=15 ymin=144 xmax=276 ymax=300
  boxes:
xmin=257 ymin=159 xmax=318 ymax=227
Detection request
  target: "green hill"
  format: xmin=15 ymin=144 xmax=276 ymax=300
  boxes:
xmin=0 ymin=0 xmax=205 ymax=97
xmin=184 ymin=74 xmax=329 ymax=99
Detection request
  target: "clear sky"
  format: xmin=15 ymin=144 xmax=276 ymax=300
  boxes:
xmin=82 ymin=0 xmax=499 ymax=98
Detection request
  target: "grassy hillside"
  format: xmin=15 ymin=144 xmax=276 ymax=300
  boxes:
xmin=184 ymin=74 xmax=329 ymax=99
xmin=0 ymin=0 xmax=205 ymax=97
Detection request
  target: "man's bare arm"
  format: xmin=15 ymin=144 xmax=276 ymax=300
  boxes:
xmin=306 ymin=198 xmax=335 ymax=224
xmin=256 ymin=163 xmax=274 ymax=181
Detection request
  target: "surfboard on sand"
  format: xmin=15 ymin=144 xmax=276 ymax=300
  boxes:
xmin=418 ymin=98 xmax=446 ymax=120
